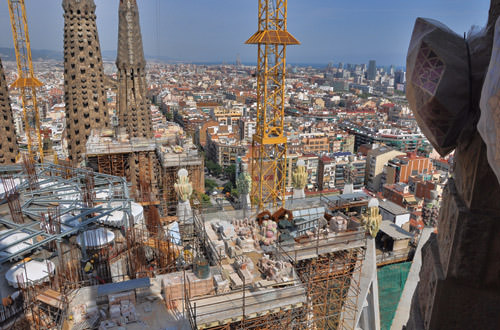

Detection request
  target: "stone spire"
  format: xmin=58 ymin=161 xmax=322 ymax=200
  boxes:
xmin=63 ymin=0 xmax=109 ymax=165
xmin=116 ymin=0 xmax=153 ymax=139
xmin=0 ymin=57 xmax=19 ymax=165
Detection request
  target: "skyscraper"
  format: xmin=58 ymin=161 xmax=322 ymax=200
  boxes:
xmin=0 ymin=58 xmax=19 ymax=165
xmin=63 ymin=0 xmax=109 ymax=165
xmin=117 ymin=0 xmax=153 ymax=139
xmin=395 ymin=70 xmax=406 ymax=85
xmin=367 ymin=60 xmax=377 ymax=81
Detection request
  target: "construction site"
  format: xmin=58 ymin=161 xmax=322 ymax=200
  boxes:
xmin=0 ymin=159 xmax=376 ymax=330
xmin=0 ymin=0 xmax=389 ymax=329
xmin=85 ymin=127 xmax=205 ymax=216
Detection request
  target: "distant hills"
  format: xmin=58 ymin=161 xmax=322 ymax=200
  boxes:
xmin=0 ymin=47 xmax=63 ymax=61
xmin=0 ymin=47 xmax=340 ymax=68
xmin=0 ymin=47 xmax=177 ymax=63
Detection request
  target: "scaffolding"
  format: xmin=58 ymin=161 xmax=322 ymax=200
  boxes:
xmin=1 ymin=175 xmax=24 ymax=224
xmin=0 ymin=162 xmax=131 ymax=264
xmin=87 ymin=136 xmax=204 ymax=215
xmin=0 ymin=160 xmax=198 ymax=329
xmin=184 ymin=215 xmax=366 ymax=330
xmin=96 ymin=153 xmax=127 ymax=178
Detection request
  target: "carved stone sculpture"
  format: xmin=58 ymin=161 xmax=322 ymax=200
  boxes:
xmin=343 ymin=155 xmax=357 ymax=194
xmin=174 ymin=168 xmax=193 ymax=202
xmin=361 ymin=198 xmax=382 ymax=238
xmin=237 ymin=172 xmax=251 ymax=195
xmin=237 ymin=171 xmax=252 ymax=211
xmin=292 ymin=160 xmax=307 ymax=199
xmin=175 ymin=169 xmax=193 ymax=222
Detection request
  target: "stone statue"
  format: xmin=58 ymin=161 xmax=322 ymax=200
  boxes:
xmin=292 ymin=160 xmax=307 ymax=199
xmin=236 ymin=172 xmax=251 ymax=195
xmin=292 ymin=162 xmax=307 ymax=190
xmin=405 ymin=2 xmax=500 ymax=329
xmin=175 ymin=168 xmax=193 ymax=222
xmin=343 ymin=155 xmax=357 ymax=194
xmin=343 ymin=156 xmax=357 ymax=185
xmin=237 ymin=170 xmax=252 ymax=212
xmin=361 ymin=198 xmax=382 ymax=238
xmin=174 ymin=168 xmax=193 ymax=202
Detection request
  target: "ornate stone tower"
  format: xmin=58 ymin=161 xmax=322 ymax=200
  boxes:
xmin=62 ymin=0 xmax=109 ymax=165
xmin=116 ymin=0 xmax=153 ymax=139
xmin=406 ymin=1 xmax=500 ymax=329
xmin=0 ymin=58 xmax=19 ymax=165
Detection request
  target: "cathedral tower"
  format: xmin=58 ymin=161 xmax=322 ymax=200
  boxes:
xmin=63 ymin=0 xmax=109 ymax=165
xmin=0 ymin=58 xmax=19 ymax=165
xmin=116 ymin=0 xmax=153 ymax=139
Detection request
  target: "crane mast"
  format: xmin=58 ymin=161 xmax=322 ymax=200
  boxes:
xmin=246 ymin=0 xmax=299 ymax=210
xmin=7 ymin=0 xmax=44 ymax=163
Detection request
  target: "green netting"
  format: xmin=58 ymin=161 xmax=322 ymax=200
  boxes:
xmin=378 ymin=262 xmax=411 ymax=330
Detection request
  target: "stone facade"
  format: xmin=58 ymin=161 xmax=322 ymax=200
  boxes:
xmin=406 ymin=1 xmax=500 ymax=329
xmin=0 ymin=58 xmax=19 ymax=165
xmin=63 ymin=0 xmax=109 ymax=165
xmin=116 ymin=0 xmax=153 ymax=139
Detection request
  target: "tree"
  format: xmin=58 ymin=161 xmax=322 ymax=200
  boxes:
xmin=223 ymin=181 xmax=234 ymax=193
xmin=206 ymin=159 xmax=222 ymax=176
xmin=230 ymin=188 xmax=239 ymax=198
xmin=201 ymin=193 xmax=211 ymax=204
xmin=205 ymin=179 xmax=218 ymax=193
xmin=224 ymin=164 xmax=236 ymax=184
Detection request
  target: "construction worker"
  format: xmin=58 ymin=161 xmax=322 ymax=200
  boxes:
xmin=84 ymin=259 xmax=94 ymax=273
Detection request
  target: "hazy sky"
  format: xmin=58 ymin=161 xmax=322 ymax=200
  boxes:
xmin=0 ymin=0 xmax=491 ymax=66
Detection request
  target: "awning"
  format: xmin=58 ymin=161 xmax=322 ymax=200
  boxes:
xmin=404 ymin=196 xmax=418 ymax=205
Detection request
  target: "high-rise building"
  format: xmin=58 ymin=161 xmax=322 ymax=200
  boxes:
xmin=117 ymin=0 xmax=153 ymax=139
xmin=365 ymin=145 xmax=405 ymax=192
xmin=395 ymin=70 xmax=406 ymax=85
xmin=367 ymin=60 xmax=376 ymax=81
xmin=62 ymin=0 xmax=109 ymax=165
xmin=0 ymin=58 xmax=19 ymax=165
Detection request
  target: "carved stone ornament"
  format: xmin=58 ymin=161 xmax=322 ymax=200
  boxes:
xmin=407 ymin=18 xmax=470 ymax=156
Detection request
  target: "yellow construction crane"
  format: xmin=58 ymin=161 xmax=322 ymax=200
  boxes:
xmin=246 ymin=0 xmax=299 ymax=210
xmin=7 ymin=0 xmax=44 ymax=163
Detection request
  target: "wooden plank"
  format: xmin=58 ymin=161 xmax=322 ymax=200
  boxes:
xmin=192 ymin=285 xmax=307 ymax=327
xmin=138 ymin=201 xmax=161 ymax=206
xmin=36 ymin=289 xmax=63 ymax=309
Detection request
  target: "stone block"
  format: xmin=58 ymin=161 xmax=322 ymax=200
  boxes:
xmin=108 ymin=291 xmax=136 ymax=306
xmin=417 ymin=235 xmax=444 ymax=330
xmin=109 ymin=304 xmax=121 ymax=320
xmin=453 ymin=131 xmax=500 ymax=213
xmin=405 ymin=292 xmax=425 ymax=330
xmin=425 ymin=279 xmax=500 ymax=330
xmin=436 ymin=180 xmax=462 ymax=276
xmin=437 ymin=179 xmax=500 ymax=286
